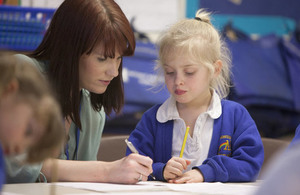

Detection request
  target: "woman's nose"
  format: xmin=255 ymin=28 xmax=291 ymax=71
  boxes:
xmin=107 ymin=60 xmax=119 ymax=77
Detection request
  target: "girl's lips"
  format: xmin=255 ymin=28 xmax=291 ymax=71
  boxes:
xmin=175 ymin=89 xmax=186 ymax=95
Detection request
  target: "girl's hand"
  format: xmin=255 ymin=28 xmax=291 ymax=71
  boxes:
xmin=168 ymin=169 xmax=204 ymax=183
xmin=163 ymin=157 xmax=191 ymax=181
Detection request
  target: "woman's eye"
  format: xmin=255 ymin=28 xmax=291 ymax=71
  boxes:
xmin=97 ymin=57 xmax=106 ymax=62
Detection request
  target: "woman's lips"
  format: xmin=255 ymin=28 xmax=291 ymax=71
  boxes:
xmin=100 ymin=80 xmax=111 ymax=86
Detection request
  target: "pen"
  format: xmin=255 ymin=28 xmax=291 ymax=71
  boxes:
xmin=125 ymin=139 xmax=156 ymax=180
xmin=179 ymin=126 xmax=190 ymax=158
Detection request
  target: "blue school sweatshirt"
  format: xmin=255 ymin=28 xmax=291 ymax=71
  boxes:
xmin=126 ymin=99 xmax=264 ymax=182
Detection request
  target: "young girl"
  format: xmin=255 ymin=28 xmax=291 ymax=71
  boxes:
xmin=126 ymin=9 xmax=264 ymax=183
xmin=0 ymin=53 xmax=64 ymax=188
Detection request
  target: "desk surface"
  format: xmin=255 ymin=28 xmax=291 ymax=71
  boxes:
xmin=2 ymin=181 xmax=260 ymax=195
xmin=2 ymin=183 xmax=96 ymax=195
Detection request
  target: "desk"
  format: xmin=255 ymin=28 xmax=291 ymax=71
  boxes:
xmin=2 ymin=183 xmax=96 ymax=195
xmin=2 ymin=181 xmax=261 ymax=195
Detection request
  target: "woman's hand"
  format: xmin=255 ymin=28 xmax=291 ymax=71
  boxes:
xmin=106 ymin=153 xmax=153 ymax=184
xmin=163 ymin=157 xmax=191 ymax=181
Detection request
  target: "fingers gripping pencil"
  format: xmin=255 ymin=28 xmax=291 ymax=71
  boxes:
xmin=125 ymin=139 xmax=156 ymax=180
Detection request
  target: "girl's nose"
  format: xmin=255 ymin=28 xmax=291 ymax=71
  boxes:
xmin=175 ymin=74 xmax=184 ymax=85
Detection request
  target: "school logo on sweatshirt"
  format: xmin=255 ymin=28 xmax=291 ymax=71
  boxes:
xmin=218 ymin=135 xmax=232 ymax=156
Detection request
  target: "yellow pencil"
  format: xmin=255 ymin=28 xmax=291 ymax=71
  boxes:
xmin=179 ymin=126 xmax=190 ymax=158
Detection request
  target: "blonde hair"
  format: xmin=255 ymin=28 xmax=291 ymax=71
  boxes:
xmin=0 ymin=52 xmax=65 ymax=163
xmin=156 ymin=9 xmax=232 ymax=98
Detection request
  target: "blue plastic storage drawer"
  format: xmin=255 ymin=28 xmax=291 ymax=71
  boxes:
xmin=0 ymin=5 xmax=55 ymax=51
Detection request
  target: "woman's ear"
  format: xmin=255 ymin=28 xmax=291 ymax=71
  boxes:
xmin=214 ymin=60 xmax=222 ymax=77
xmin=2 ymin=79 xmax=19 ymax=97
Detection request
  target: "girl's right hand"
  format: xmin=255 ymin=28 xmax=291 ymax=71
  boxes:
xmin=163 ymin=157 xmax=191 ymax=181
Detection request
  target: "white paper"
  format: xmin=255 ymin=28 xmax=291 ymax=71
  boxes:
xmin=165 ymin=182 xmax=258 ymax=195
xmin=56 ymin=182 xmax=168 ymax=193
xmin=56 ymin=181 xmax=259 ymax=195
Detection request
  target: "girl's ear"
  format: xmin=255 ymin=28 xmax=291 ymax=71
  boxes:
xmin=2 ymin=79 xmax=19 ymax=97
xmin=214 ymin=60 xmax=222 ymax=77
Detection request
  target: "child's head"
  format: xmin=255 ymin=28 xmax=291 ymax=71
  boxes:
xmin=156 ymin=9 xmax=232 ymax=99
xmin=0 ymin=53 xmax=64 ymax=163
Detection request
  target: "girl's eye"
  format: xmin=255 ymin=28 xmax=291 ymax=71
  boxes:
xmin=165 ymin=71 xmax=174 ymax=75
xmin=185 ymin=72 xmax=194 ymax=76
xmin=164 ymin=68 xmax=174 ymax=75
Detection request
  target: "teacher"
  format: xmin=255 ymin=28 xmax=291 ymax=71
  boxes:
xmin=6 ymin=0 xmax=152 ymax=184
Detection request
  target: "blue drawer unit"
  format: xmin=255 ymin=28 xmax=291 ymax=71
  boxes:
xmin=0 ymin=5 xmax=55 ymax=51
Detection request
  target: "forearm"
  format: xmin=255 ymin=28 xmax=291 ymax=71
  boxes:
xmin=41 ymin=158 xmax=111 ymax=182
xmin=41 ymin=154 xmax=153 ymax=184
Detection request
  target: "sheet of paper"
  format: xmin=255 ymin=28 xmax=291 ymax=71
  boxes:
xmin=56 ymin=182 xmax=168 ymax=193
xmin=57 ymin=181 xmax=259 ymax=195
xmin=138 ymin=181 xmax=259 ymax=195
xmin=166 ymin=182 xmax=258 ymax=195
xmin=65 ymin=192 xmax=182 ymax=195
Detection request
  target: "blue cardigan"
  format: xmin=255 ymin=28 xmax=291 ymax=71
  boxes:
xmin=126 ymin=99 xmax=264 ymax=182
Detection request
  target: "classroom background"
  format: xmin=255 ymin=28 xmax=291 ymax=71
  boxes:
xmin=1 ymin=0 xmax=300 ymax=141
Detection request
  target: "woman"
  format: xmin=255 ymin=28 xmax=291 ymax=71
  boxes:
xmin=7 ymin=0 xmax=152 ymax=184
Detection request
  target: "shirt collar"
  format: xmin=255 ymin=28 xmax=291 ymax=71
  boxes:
xmin=156 ymin=90 xmax=222 ymax=123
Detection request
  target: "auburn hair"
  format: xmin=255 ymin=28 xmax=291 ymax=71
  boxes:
xmin=30 ymin=0 xmax=135 ymax=128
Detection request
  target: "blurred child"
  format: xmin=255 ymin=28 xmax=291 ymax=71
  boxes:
xmin=0 ymin=53 xmax=64 ymax=188
xmin=289 ymin=124 xmax=300 ymax=147
xmin=255 ymin=124 xmax=300 ymax=195
xmin=254 ymin=141 xmax=300 ymax=195
xmin=126 ymin=9 xmax=264 ymax=183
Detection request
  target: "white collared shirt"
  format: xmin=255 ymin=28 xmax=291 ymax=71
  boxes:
xmin=156 ymin=90 xmax=222 ymax=171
